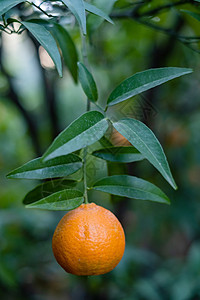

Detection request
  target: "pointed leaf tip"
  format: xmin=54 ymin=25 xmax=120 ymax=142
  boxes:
xmin=7 ymin=154 xmax=82 ymax=180
xmin=62 ymin=0 xmax=86 ymax=34
xmin=113 ymin=118 xmax=177 ymax=190
xmin=78 ymin=62 xmax=98 ymax=102
xmin=92 ymin=175 xmax=170 ymax=204
xmin=84 ymin=2 xmax=114 ymax=24
xmin=25 ymin=189 xmax=84 ymax=210
xmin=181 ymin=9 xmax=200 ymax=22
xmin=21 ymin=21 xmax=62 ymax=77
xmin=107 ymin=67 xmax=193 ymax=106
xmin=92 ymin=146 xmax=144 ymax=163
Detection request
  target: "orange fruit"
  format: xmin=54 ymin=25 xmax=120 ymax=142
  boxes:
xmin=52 ymin=203 xmax=125 ymax=276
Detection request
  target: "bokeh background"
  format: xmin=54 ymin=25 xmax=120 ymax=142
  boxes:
xmin=1 ymin=0 xmax=200 ymax=299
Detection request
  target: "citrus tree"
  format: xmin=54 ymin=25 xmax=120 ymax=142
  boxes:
xmin=3 ymin=0 xmax=198 ymax=276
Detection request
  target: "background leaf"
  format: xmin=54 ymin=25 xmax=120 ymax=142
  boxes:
xmin=23 ymin=179 xmax=77 ymax=205
xmin=0 ymin=0 xmax=24 ymax=16
xmin=78 ymin=62 xmax=98 ymax=102
xmin=43 ymin=111 xmax=109 ymax=161
xmin=62 ymin=0 xmax=86 ymax=34
xmin=7 ymin=154 xmax=82 ymax=179
xmin=51 ymin=23 xmax=78 ymax=82
xmin=84 ymin=2 xmax=114 ymax=24
xmin=25 ymin=189 xmax=84 ymax=210
xmin=92 ymin=146 xmax=144 ymax=162
xmin=181 ymin=9 xmax=200 ymax=22
xmin=107 ymin=67 xmax=192 ymax=106
xmin=85 ymin=152 xmax=108 ymax=186
xmin=92 ymin=175 xmax=170 ymax=204
xmin=113 ymin=118 xmax=177 ymax=189
xmin=21 ymin=21 xmax=62 ymax=77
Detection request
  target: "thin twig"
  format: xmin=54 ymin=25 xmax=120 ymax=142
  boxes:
xmin=81 ymin=33 xmax=91 ymax=111
xmin=27 ymin=1 xmax=54 ymax=18
xmin=111 ymin=9 xmax=200 ymax=49
xmin=0 ymin=36 xmax=41 ymax=155
xmin=139 ymin=0 xmax=193 ymax=17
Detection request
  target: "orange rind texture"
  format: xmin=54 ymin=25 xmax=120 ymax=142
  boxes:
xmin=52 ymin=203 xmax=125 ymax=276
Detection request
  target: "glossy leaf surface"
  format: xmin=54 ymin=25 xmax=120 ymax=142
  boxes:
xmin=43 ymin=111 xmax=109 ymax=161
xmin=62 ymin=0 xmax=86 ymax=34
xmin=26 ymin=189 xmax=84 ymax=210
xmin=78 ymin=62 xmax=98 ymax=102
xmin=92 ymin=146 xmax=144 ymax=162
xmin=7 ymin=154 xmax=82 ymax=179
xmin=84 ymin=2 xmax=114 ymax=24
xmin=113 ymin=118 xmax=177 ymax=189
xmin=23 ymin=179 xmax=77 ymax=205
xmin=51 ymin=23 xmax=78 ymax=82
xmin=92 ymin=175 xmax=170 ymax=204
xmin=107 ymin=67 xmax=192 ymax=106
xmin=87 ymin=0 xmax=116 ymax=32
xmin=0 ymin=0 xmax=24 ymax=16
xmin=21 ymin=21 xmax=62 ymax=77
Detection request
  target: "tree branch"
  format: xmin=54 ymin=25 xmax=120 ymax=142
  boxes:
xmin=112 ymin=0 xmax=195 ymax=19
xmin=0 ymin=37 xmax=41 ymax=156
xmin=111 ymin=2 xmax=200 ymax=47
xmin=138 ymin=0 xmax=194 ymax=17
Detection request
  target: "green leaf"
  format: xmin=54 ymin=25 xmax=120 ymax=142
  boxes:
xmin=84 ymin=2 xmax=114 ymax=24
xmin=21 ymin=21 xmax=62 ymax=77
xmin=181 ymin=9 xmax=200 ymax=22
xmin=85 ymin=154 xmax=108 ymax=186
xmin=25 ymin=189 xmax=84 ymax=210
xmin=50 ymin=23 xmax=78 ymax=82
xmin=23 ymin=179 xmax=77 ymax=205
xmin=78 ymin=62 xmax=98 ymax=102
xmin=92 ymin=146 xmax=144 ymax=162
xmin=113 ymin=118 xmax=177 ymax=189
xmin=87 ymin=0 xmax=116 ymax=32
xmin=99 ymin=136 xmax=113 ymax=148
xmin=0 ymin=260 xmax=17 ymax=288
xmin=79 ymin=142 xmax=109 ymax=187
xmin=0 ymin=0 xmax=24 ymax=16
xmin=62 ymin=0 xmax=86 ymax=34
xmin=92 ymin=175 xmax=170 ymax=204
xmin=107 ymin=67 xmax=192 ymax=107
xmin=7 ymin=154 xmax=82 ymax=179
xmin=6 ymin=17 xmax=20 ymax=25
xmin=43 ymin=111 xmax=109 ymax=161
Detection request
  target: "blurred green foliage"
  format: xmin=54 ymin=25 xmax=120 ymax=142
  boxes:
xmin=1 ymin=0 xmax=200 ymax=299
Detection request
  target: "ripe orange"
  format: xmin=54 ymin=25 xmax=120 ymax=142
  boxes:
xmin=52 ymin=203 xmax=125 ymax=276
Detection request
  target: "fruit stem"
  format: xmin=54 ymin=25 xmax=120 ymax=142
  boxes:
xmin=81 ymin=32 xmax=105 ymax=114
xmin=83 ymin=147 xmax=88 ymax=204
xmin=81 ymin=33 xmax=91 ymax=204
xmin=81 ymin=33 xmax=91 ymax=112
